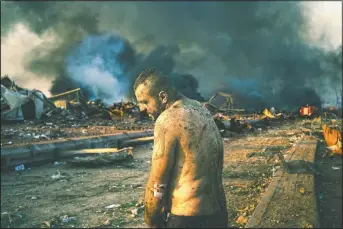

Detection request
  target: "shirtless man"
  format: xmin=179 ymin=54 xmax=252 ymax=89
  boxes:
xmin=134 ymin=68 xmax=228 ymax=228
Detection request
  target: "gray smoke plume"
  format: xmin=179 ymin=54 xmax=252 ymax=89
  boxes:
xmin=1 ymin=1 xmax=341 ymax=108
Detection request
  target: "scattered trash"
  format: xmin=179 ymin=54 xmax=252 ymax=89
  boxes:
xmin=135 ymin=200 xmax=144 ymax=207
xmin=271 ymin=167 xmax=276 ymax=176
xmin=236 ymin=206 xmax=249 ymax=212
xmin=103 ymin=219 xmax=111 ymax=226
xmin=236 ymin=215 xmax=248 ymax=225
xmin=299 ymin=187 xmax=305 ymax=194
xmin=51 ymin=170 xmax=66 ymax=179
xmin=25 ymin=195 xmax=38 ymax=200
xmin=60 ymin=215 xmax=75 ymax=223
xmin=41 ymin=220 xmax=52 ymax=228
xmin=263 ymin=108 xmax=275 ymax=119
xmin=39 ymin=134 xmax=49 ymax=140
xmin=332 ymin=166 xmax=340 ymax=170
xmin=15 ymin=164 xmax=25 ymax=171
xmin=105 ymin=204 xmax=121 ymax=209
xmin=130 ymin=208 xmax=139 ymax=215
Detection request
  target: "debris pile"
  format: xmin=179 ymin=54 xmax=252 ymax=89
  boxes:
xmin=1 ymin=75 xmax=56 ymax=122
xmin=212 ymin=107 xmax=294 ymax=135
xmin=1 ymin=75 xmax=148 ymax=123
xmin=1 ymin=75 xmax=153 ymax=146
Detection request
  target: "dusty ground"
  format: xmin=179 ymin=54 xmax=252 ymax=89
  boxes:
xmin=1 ymin=117 xmax=154 ymax=147
xmin=1 ymin=118 xmax=342 ymax=228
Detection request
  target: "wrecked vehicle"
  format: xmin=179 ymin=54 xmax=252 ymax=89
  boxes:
xmin=204 ymin=92 xmax=245 ymax=115
xmin=300 ymin=104 xmax=318 ymax=117
xmin=1 ymin=75 xmax=56 ymax=122
xmin=48 ymin=88 xmax=144 ymax=120
xmin=49 ymin=88 xmax=89 ymax=112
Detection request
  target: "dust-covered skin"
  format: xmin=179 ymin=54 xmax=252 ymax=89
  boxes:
xmin=135 ymin=80 xmax=227 ymax=227
xmin=163 ymin=98 xmax=227 ymax=216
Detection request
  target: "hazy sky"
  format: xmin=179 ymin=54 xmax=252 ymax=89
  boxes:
xmin=1 ymin=1 xmax=342 ymax=106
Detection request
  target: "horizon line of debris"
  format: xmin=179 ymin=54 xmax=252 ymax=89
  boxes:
xmin=1 ymin=74 xmax=342 ymax=156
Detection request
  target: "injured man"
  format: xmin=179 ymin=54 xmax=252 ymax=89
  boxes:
xmin=134 ymin=68 xmax=228 ymax=228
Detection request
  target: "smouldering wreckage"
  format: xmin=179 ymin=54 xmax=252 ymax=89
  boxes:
xmin=1 ymin=74 xmax=342 ymax=168
xmin=1 ymin=75 xmax=147 ymax=123
xmin=1 ymin=75 xmax=53 ymax=122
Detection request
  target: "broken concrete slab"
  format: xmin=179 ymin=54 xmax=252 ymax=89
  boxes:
xmin=1 ymin=130 xmax=153 ymax=168
xmin=67 ymin=147 xmax=134 ymax=166
xmin=246 ymin=138 xmax=319 ymax=228
xmin=60 ymin=147 xmax=133 ymax=157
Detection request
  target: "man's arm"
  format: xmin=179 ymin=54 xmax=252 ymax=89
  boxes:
xmin=144 ymin=118 xmax=177 ymax=228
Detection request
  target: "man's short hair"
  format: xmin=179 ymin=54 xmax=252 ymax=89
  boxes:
xmin=134 ymin=68 xmax=175 ymax=96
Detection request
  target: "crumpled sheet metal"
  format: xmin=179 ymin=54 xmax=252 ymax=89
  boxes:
xmin=1 ymin=85 xmax=29 ymax=115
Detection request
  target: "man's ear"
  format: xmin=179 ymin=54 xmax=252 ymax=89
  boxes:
xmin=158 ymin=91 xmax=168 ymax=104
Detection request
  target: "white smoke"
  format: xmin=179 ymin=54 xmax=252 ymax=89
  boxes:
xmin=1 ymin=23 xmax=55 ymax=96
xmin=301 ymin=1 xmax=342 ymax=51
xmin=64 ymin=34 xmax=130 ymax=104
xmin=66 ymin=56 xmax=127 ymax=103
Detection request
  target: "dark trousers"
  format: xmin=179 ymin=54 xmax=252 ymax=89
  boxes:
xmin=166 ymin=211 xmax=228 ymax=228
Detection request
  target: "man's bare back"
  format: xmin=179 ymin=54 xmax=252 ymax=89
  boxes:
xmin=134 ymin=68 xmax=227 ymax=227
xmin=155 ymin=97 xmax=227 ymax=216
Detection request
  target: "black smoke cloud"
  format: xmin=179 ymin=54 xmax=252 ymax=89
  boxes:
xmin=1 ymin=1 xmax=341 ymax=108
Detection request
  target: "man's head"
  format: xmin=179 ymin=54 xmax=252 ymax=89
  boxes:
xmin=134 ymin=68 xmax=176 ymax=120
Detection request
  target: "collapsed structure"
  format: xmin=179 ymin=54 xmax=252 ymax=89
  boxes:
xmin=1 ymin=75 xmax=54 ymax=122
xmin=1 ymin=75 xmax=147 ymax=123
xmin=1 ymin=74 xmax=342 ymax=156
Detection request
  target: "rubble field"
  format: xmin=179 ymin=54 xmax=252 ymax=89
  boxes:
xmin=1 ymin=118 xmax=154 ymax=147
xmin=2 ymin=118 xmax=341 ymax=228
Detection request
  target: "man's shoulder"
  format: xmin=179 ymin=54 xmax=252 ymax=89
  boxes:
xmin=155 ymin=108 xmax=181 ymax=127
xmin=156 ymin=99 xmax=207 ymax=126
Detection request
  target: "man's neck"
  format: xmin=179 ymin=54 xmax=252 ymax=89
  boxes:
xmin=165 ymin=92 xmax=184 ymax=110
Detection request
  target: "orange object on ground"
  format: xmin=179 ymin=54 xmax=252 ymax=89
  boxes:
xmin=300 ymin=105 xmax=317 ymax=116
xmin=322 ymin=124 xmax=342 ymax=155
